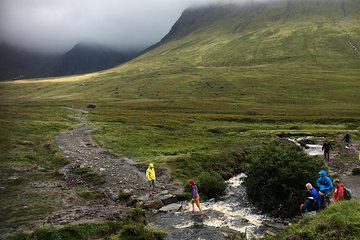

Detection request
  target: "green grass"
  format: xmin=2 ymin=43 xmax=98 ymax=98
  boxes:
xmin=263 ymin=200 xmax=360 ymax=240
xmin=4 ymin=208 xmax=165 ymax=240
xmin=0 ymin=105 xmax=74 ymax=233
xmin=71 ymin=165 xmax=105 ymax=185
xmin=75 ymin=188 xmax=101 ymax=200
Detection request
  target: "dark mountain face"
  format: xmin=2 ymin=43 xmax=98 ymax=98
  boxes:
xmin=0 ymin=42 xmax=134 ymax=81
xmin=50 ymin=43 xmax=130 ymax=76
xmin=0 ymin=41 xmax=57 ymax=80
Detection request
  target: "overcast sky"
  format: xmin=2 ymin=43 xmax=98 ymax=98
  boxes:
xmin=0 ymin=0 xmax=270 ymax=53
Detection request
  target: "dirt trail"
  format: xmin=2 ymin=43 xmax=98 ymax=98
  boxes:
xmin=48 ymin=108 xmax=183 ymax=226
xmin=327 ymin=136 xmax=360 ymax=199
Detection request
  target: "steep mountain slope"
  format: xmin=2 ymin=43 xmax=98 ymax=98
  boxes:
xmin=48 ymin=43 xmax=130 ymax=76
xmin=147 ymin=0 xmax=360 ymax=68
xmin=0 ymin=41 xmax=57 ymax=80
xmin=0 ymin=42 xmax=132 ymax=80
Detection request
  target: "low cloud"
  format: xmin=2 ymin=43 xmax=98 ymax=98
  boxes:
xmin=0 ymin=0 xmax=277 ymax=53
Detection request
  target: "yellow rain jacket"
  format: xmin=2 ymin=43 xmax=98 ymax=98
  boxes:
xmin=146 ymin=163 xmax=156 ymax=181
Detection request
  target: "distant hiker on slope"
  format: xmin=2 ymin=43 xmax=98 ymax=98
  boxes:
xmin=189 ymin=179 xmax=204 ymax=215
xmin=316 ymin=170 xmax=333 ymax=208
xmin=305 ymin=183 xmax=321 ymax=210
xmin=322 ymin=140 xmax=332 ymax=161
xmin=332 ymin=178 xmax=345 ymax=202
xmin=343 ymin=133 xmax=351 ymax=148
xmin=146 ymin=163 xmax=156 ymax=196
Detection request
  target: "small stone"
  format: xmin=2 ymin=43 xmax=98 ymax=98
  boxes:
xmin=160 ymin=190 xmax=169 ymax=195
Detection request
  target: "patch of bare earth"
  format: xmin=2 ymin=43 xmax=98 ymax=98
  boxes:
xmin=328 ymin=135 xmax=360 ymax=199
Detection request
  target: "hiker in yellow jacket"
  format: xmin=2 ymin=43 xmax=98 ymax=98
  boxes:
xmin=146 ymin=163 xmax=156 ymax=195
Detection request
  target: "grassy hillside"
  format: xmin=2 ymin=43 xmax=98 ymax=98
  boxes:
xmin=264 ymin=200 xmax=360 ymax=240
xmin=1 ymin=0 xmax=360 ymax=236
xmin=2 ymin=0 xmax=359 ymax=117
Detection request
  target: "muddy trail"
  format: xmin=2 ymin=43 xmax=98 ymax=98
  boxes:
xmin=327 ymin=136 xmax=360 ymax=199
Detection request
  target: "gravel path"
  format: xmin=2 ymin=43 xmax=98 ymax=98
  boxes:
xmin=327 ymin=136 xmax=360 ymax=199
xmin=46 ymin=108 xmax=183 ymax=226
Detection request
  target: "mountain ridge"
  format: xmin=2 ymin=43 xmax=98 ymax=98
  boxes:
xmin=0 ymin=42 xmax=135 ymax=80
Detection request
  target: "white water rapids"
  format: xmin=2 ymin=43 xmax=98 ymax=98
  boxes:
xmin=148 ymin=174 xmax=282 ymax=240
xmin=287 ymin=136 xmax=324 ymax=156
xmin=178 ymin=174 xmax=270 ymax=238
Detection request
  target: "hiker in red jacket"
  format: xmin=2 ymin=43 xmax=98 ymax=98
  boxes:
xmin=332 ymin=179 xmax=344 ymax=202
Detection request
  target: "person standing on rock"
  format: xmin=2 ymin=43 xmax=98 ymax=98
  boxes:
xmin=189 ymin=179 xmax=204 ymax=215
xmin=322 ymin=140 xmax=332 ymax=161
xmin=146 ymin=163 xmax=156 ymax=196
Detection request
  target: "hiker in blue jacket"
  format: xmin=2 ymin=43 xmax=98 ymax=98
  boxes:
xmin=316 ymin=170 xmax=333 ymax=196
xmin=306 ymin=183 xmax=321 ymax=209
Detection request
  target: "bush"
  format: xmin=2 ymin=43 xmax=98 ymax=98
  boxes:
xmin=171 ymin=151 xmax=248 ymax=181
xmin=117 ymin=189 xmax=131 ymax=201
xmin=243 ymin=140 xmax=323 ymax=218
xmin=198 ymin=172 xmax=227 ymax=199
xmin=72 ymin=166 xmax=105 ymax=185
xmin=76 ymin=188 xmax=101 ymax=200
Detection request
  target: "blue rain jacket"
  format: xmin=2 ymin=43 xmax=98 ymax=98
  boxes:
xmin=316 ymin=170 xmax=333 ymax=195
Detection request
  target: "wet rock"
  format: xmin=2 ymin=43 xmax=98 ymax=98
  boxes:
xmin=160 ymin=194 xmax=178 ymax=205
xmin=160 ymin=190 xmax=169 ymax=195
xmin=159 ymin=203 xmax=183 ymax=212
xmin=262 ymin=220 xmax=287 ymax=230
xmin=192 ymin=215 xmax=204 ymax=229
xmin=145 ymin=200 xmax=164 ymax=210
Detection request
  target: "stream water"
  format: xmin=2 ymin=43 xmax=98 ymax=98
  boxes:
xmin=287 ymin=136 xmax=324 ymax=156
xmin=149 ymin=174 xmax=284 ymax=240
xmin=149 ymin=136 xmax=324 ymax=239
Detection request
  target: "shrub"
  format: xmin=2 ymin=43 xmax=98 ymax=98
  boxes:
xmin=171 ymin=150 xmax=248 ymax=181
xmin=124 ymin=208 xmax=146 ymax=224
xmin=75 ymin=188 xmax=101 ymax=200
xmin=117 ymin=189 xmax=132 ymax=201
xmin=243 ymin=140 xmax=323 ymax=218
xmin=198 ymin=172 xmax=226 ymax=199
xmin=72 ymin=166 xmax=105 ymax=185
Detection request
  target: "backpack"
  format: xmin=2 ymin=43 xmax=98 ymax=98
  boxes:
xmin=344 ymin=187 xmax=352 ymax=200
